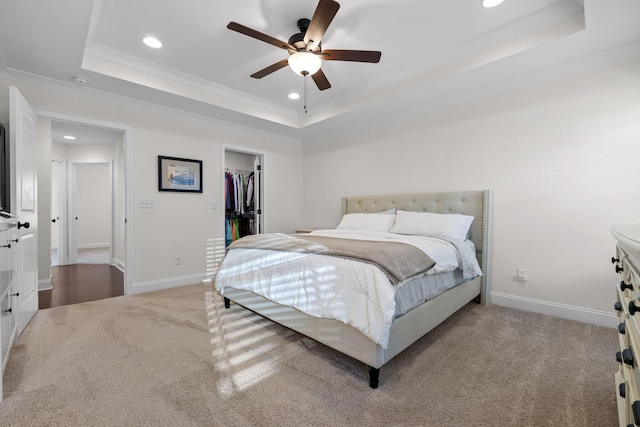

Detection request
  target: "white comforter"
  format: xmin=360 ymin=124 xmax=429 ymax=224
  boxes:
xmin=215 ymin=229 xmax=481 ymax=349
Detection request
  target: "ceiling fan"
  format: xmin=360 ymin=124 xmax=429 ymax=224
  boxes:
xmin=227 ymin=0 xmax=382 ymax=91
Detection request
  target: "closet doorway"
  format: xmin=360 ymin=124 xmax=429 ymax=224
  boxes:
xmin=40 ymin=121 xmax=125 ymax=309
xmin=223 ymin=148 xmax=264 ymax=245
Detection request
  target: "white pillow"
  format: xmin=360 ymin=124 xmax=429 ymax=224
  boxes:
xmin=390 ymin=210 xmax=473 ymax=240
xmin=336 ymin=213 xmax=396 ymax=232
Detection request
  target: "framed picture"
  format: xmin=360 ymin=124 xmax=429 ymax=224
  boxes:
xmin=158 ymin=155 xmax=203 ymax=193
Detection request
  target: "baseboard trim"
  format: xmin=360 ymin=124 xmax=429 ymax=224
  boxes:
xmin=490 ymin=292 xmax=616 ymax=328
xmin=128 ymin=273 xmax=206 ymax=295
xmin=112 ymin=258 xmax=124 ymax=273
xmin=78 ymin=243 xmax=110 ymax=250
xmin=38 ymin=279 xmax=52 ymax=291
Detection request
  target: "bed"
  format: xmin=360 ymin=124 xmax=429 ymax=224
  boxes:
xmin=214 ymin=190 xmax=492 ymax=388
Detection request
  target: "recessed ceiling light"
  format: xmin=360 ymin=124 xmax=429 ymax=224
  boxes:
xmin=63 ymin=135 xmax=76 ymax=140
xmin=288 ymin=92 xmax=301 ymax=100
xmin=143 ymin=36 xmax=162 ymax=48
xmin=482 ymin=0 xmax=505 ymax=7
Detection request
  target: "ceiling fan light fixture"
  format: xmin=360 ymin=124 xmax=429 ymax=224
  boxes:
xmin=482 ymin=0 xmax=505 ymax=7
xmin=288 ymin=52 xmax=322 ymax=76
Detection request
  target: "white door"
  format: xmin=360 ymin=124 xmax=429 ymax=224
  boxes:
xmin=51 ymin=160 xmax=62 ymax=266
xmin=9 ymin=86 xmax=38 ymax=336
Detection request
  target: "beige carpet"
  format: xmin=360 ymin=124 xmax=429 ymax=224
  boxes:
xmin=0 ymin=283 xmax=618 ymax=426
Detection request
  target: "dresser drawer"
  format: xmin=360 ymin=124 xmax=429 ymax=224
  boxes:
xmin=0 ymin=290 xmax=16 ymax=371
xmin=612 ymin=226 xmax=640 ymax=427
xmin=626 ymin=375 xmax=640 ymax=427
xmin=0 ymin=226 xmax=16 ymax=298
xmin=616 ymin=371 xmax=632 ymax=427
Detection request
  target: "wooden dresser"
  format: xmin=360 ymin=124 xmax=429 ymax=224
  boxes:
xmin=612 ymin=224 xmax=640 ymax=427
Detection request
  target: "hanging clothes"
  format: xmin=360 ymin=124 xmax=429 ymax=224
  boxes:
xmin=225 ymin=217 xmax=232 ymax=247
xmin=246 ymin=172 xmax=254 ymax=210
xmin=225 ymin=170 xmax=254 ymax=215
xmin=224 ymin=169 xmax=257 ymax=246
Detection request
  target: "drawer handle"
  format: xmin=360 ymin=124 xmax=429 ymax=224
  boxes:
xmin=620 ymin=382 xmax=627 ymax=398
xmin=613 ymin=256 xmax=621 ymax=264
xmin=617 ymin=349 xmax=635 ymax=366
xmin=630 ymin=301 xmax=640 ymax=316
xmin=615 ymin=301 xmax=623 ymax=312
xmin=1 ymin=243 xmax=10 ymax=249
xmin=616 ymin=265 xmax=624 ymax=273
xmin=633 ymin=401 xmax=640 ymax=426
xmin=3 ymin=308 xmax=11 ymax=314
xmin=623 ymin=348 xmax=635 ymax=366
xmin=621 ymin=281 xmax=634 ymax=292
xmin=619 ymin=322 xmax=626 ymax=335
xmin=17 ymin=221 xmax=30 ymax=229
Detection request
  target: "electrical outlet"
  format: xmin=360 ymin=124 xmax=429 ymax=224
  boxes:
xmin=517 ymin=268 xmax=527 ymax=282
xmin=176 ymin=255 xmax=182 ymax=265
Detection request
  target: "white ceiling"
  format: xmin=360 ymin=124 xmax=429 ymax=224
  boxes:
xmin=0 ymin=0 xmax=639 ymax=142
xmin=51 ymin=121 xmax=123 ymax=145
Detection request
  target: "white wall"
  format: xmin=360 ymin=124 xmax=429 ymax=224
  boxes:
xmin=75 ymin=162 xmax=111 ymax=248
xmin=0 ymin=77 xmax=305 ymax=294
xmin=302 ymin=56 xmax=640 ymax=327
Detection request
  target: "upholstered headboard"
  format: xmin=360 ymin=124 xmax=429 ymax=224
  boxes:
xmin=342 ymin=190 xmax=493 ymax=303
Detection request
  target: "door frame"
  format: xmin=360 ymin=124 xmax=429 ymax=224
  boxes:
xmin=37 ymin=110 xmax=132 ymax=295
xmin=221 ymin=145 xmax=266 ymax=235
xmin=50 ymin=159 xmax=64 ymax=268
xmin=68 ymin=161 xmax=113 ymax=265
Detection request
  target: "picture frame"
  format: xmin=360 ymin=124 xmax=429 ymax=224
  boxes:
xmin=158 ymin=155 xmax=203 ymax=193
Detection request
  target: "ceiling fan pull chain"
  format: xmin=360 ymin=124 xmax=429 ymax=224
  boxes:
xmin=303 ymin=72 xmax=309 ymax=114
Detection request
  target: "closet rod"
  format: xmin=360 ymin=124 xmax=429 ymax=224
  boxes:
xmin=225 ymin=167 xmax=253 ymax=174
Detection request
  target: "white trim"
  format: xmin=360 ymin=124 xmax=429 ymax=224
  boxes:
xmin=77 ymin=243 xmax=110 ymax=249
xmin=490 ymin=291 xmax=616 ymax=328
xmin=38 ymin=278 xmax=52 ymax=291
xmin=112 ymin=258 xmax=124 ymax=273
xmin=128 ymin=273 xmax=206 ymax=295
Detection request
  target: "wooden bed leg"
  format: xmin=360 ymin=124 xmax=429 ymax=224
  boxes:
xmin=223 ymin=297 xmax=230 ymax=309
xmin=368 ymin=367 xmax=380 ymax=389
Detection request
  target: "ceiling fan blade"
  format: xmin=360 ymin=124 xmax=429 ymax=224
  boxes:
xmin=304 ymin=0 xmax=340 ymax=51
xmin=321 ymin=49 xmax=382 ymax=63
xmin=311 ymin=68 xmax=331 ymax=90
xmin=227 ymin=22 xmax=294 ymax=51
xmin=250 ymin=59 xmax=290 ymax=79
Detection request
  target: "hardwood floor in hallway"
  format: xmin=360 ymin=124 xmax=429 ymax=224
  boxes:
xmin=39 ymin=264 xmax=124 ymax=309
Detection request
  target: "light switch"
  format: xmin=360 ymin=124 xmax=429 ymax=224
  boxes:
xmin=139 ymin=199 xmax=155 ymax=208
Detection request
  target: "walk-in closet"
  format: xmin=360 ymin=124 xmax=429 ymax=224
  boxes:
xmin=223 ymin=149 xmax=263 ymax=246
